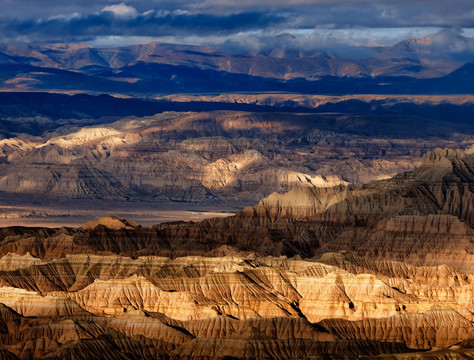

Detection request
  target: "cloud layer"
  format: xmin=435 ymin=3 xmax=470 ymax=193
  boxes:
xmin=3 ymin=7 xmax=283 ymax=42
xmin=0 ymin=0 xmax=473 ymax=54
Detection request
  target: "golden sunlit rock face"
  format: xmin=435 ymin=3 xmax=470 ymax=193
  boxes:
xmin=0 ymin=147 xmax=472 ymax=359
xmin=0 ymin=254 xmax=471 ymax=359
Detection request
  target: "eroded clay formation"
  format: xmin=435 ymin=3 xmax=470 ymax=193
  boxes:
xmin=0 ymin=147 xmax=472 ymax=359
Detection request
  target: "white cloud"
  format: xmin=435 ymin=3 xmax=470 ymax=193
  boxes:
xmin=47 ymin=12 xmax=81 ymax=21
xmin=102 ymin=3 xmax=138 ymax=19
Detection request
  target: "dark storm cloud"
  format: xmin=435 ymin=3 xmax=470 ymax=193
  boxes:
xmin=277 ymin=1 xmax=474 ymax=29
xmin=0 ymin=0 xmax=473 ymax=44
xmin=2 ymin=8 xmax=284 ymax=42
xmin=183 ymin=0 xmax=474 ymax=29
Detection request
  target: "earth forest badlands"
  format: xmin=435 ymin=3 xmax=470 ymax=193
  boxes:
xmin=0 ymin=0 xmax=473 ymax=359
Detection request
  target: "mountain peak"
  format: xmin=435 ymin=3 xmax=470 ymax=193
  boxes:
xmin=81 ymin=216 xmax=140 ymax=230
xmin=392 ymin=147 xmax=474 ymax=183
xmin=421 ymin=147 xmax=465 ymax=165
xmin=274 ymin=33 xmax=296 ymax=39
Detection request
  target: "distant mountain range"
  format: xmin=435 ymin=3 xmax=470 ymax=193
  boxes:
xmin=0 ymin=34 xmax=467 ymax=78
xmin=0 ymin=38 xmax=473 ymax=95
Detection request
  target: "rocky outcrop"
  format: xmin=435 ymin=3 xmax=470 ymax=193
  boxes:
xmin=319 ymin=308 xmax=473 ymax=349
xmin=232 ymin=147 xmax=474 ymax=272
xmin=81 ymin=217 xmax=140 ymax=231
xmin=244 ymin=147 xmax=474 ymax=221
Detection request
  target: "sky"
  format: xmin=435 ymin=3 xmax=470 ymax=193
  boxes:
xmin=1 ymin=0 xmax=473 ymax=55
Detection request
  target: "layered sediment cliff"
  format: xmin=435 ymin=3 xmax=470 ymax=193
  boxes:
xmin=0 ymin=254 xmax=470 ymax=359
xmin=0 ymin=147 xmax=472 ymax=358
